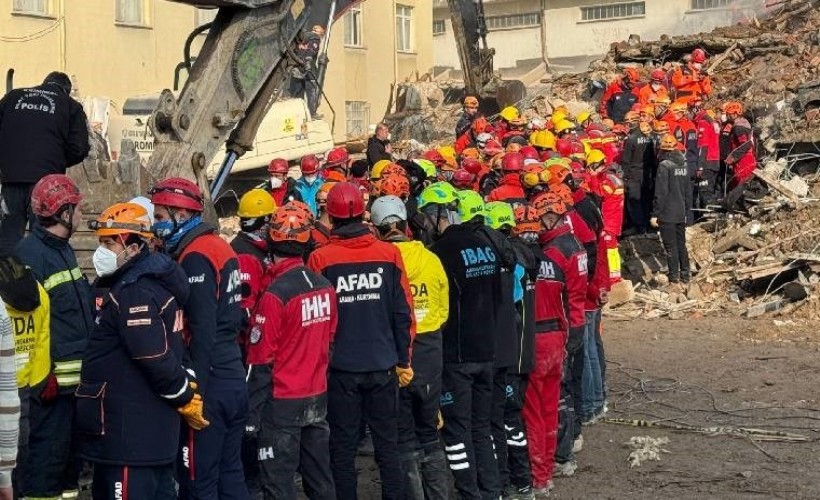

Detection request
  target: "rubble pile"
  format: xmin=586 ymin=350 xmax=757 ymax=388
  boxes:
xmin=548 ymin=0 xmax=820 ymax=151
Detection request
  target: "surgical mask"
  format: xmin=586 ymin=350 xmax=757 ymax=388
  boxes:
xmin=303 ymin=174 xmax=318 ymax=184
xmin=93 ymin=246 xmax=122 ymax=277
xmin=651 ymin=83 xmax=662 ymax=91
xmin=270 ymin=177 xmax=284 ymax=189
xmin=693 ymin=62 xmax=703 ymax=71
xmin=720 ymin=113 xmax=728 ymax=123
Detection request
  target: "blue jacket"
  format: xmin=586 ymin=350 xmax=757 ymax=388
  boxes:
xmin=77 ymin=250 xmax=194 ymax=466
xmin=295 ymin=176 xmax=324 ymax=215
xmin=16 ymin=224 xmax=94 ymax=391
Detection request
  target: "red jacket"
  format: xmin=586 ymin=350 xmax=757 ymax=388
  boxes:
xmin=230 ymin=232 xmax=271 ymax=312
xmin=532 ymin=249 xmax=568 ymax=334
xmin=727 ymin=117 xmax=756 ymax=184
xmin=247 ymin=257 xmax=337 ymax=399
xmin=590 ymin=170 xmax=625 ymax=237
xmin=669 ymin=116 xmax=696 ymax=153
xmin=487 ymin=173 xmax=526 ymax=203
xmin=454 ymin=130 xmax=475 ymax=154
xmin=539 ymin=224 xmax=588 ymax=338
xmin=695 ymin=112 xmax=721 ymax=164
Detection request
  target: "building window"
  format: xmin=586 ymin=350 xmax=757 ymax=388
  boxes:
xmin=196 ymin=8 xmax=217 ymax=27
xmin=581 ymin=2 xmax=645 ymax=21
xmin=691 ymin=0 xmax=731 ymax=9
xmin=433 ymin=19 xmax=445 ymax=35
xmin=486 ymin=12 xmax=540 ymax=31
xmin=12 ymin=0 xmax=49 ymax=15
xmin=344 ymin=7 xmax=363 ymax=47
xmin=346 ymin=101 xmax=368 ymax=137
xmin=396 ymin=4 xmax=413 ymax=53
xmin=116 ymin=0 xmax=147 ymax=26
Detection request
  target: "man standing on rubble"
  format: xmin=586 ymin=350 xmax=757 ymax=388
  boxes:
xmin=671 ymin=49 xmax=712 ymax=105
xmin=456 ymin=95 xmax=480 ymax=137
xmin=721 ymin=102 xmax=757 ymax=212
xmin=367 ymin=123 xmax=394 ymax=167
xmin=651 ymin=135 xmax=692 ymax=285
xmin=0 ymin=72 xmax=90 ymax=255
xmin=290 ymin=26 xmax=324 ymax=118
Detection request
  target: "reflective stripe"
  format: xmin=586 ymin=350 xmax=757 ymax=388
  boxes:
xmin=55 ymin=374 xmax=80 ymax=386
xmin=449 ymin=462 xmax=470 ymax=471
xmin=445 ymin=443 xmax=465 ymax=452
xmin=607 ymin=247 xmax=622 ymax=274
xmin=53 ymin=360 xmax=82 ymax=374
xmin=61 ymin=490 xmax=80 ymax=499
xmin=447 ymin=452 xmax=467 ymax=461
xmin=43 ymin=267 xmax=83 ymax=291
xmin=160 ymin=379 xmax=189 ymax=400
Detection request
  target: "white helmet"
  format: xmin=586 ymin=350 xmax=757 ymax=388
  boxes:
xmin=475 ymin=132 xmax=493 ymax=149
xmin=370 ymin=195 xmax=407 ymax=227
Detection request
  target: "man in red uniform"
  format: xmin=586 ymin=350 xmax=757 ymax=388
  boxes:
xmin=586 ymin=151 xmax=623 ymax=285
xmin=671 ymin=48 xmax=712 ymax=104
xmin=639 ymin=68 xmax=670 ymax=106
xmin=247 ymin=202 xmax=338 ymax=499
xmin=722 ymin=102 xmax=757 ymax=211
xmin=599 ymin=67 xmax=640 ymax=123
xmin=455 ymin=117 xmax=489 ymax=154
xmin=267 ymin=158 xmax=302 ymax=206
xmin=487 ymin=152 xmax=526 ymax=204
xmin=694 ymin=109 xmax=721 ymax=215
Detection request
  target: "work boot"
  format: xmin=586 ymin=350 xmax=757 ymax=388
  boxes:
xmin=419 ymin=448 xmax=449 ymax=500
xmin=532 ymin=481 xmax=554 ymax=499
xmin=401 ymin=451 xmax=424 ymax=500
xmin=553 ymin=460 xmax=577 ymax=477
xmin=503 ymin=484 xmax=535 ymax=500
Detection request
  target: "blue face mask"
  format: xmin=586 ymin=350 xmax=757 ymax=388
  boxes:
xmin=154 ymin=214 xmax=202 ymax=249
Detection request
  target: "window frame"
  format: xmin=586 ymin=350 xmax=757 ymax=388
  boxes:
xmin=11 ymin=0 xmax=52 ymax=18
xmin=485 ymin=12 xmax=541 ymax=31
xmin=395 ymin=4 xmax=414 ymax=53
xmin=433 ymin=19 xmax=446 ymax=36
xmin=115 ymin=0 xmax=151 ymax=28
xmin=579 ymin=2 xmax=646 ymax=22
xmin=344 ymin=6 xmax=364 ymax=48
xmin=345 ymin=101 xmax=369 ymax=138
xmin=690 ymin=0 xmax=731 ymax=10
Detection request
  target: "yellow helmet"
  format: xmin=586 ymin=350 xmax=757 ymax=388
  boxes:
xmin=437 ymin=145 xmax=457 ymax=168
xmin=499 ymin=106 xmax=520 ymax=122
xmin=554 ymin=119 xmax=576 ymax=135
xmin=585 ymin=149 xmax=606 ymax=166
xmin=371 ymin=159 xmax=392 ymax=180
xmin=551 ymin=106 xmax=569 ymax=126
xmin=238 ymin=188 xmax=277 ymax=218
xmin=576 ymin=110 xmax=592 ymax=125
xmin=530 ymin=129 xmax=556 ymax=150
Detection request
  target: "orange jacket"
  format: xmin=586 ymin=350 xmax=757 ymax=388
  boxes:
xmin=638 ymin=84 xmax=670 ymax=106
xmin=671 ymin=65 xmax=712 ymax=103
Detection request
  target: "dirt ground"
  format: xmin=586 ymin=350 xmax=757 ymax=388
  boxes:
xmin=352 ymin=317 xmax=820 ymax=499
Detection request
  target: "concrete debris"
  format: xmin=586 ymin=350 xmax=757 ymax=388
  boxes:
xmin=626 ymin=436 xmax=670 ymax=468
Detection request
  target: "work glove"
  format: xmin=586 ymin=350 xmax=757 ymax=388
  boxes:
xmin=39 ymin=373 xmax=59 ymax=403
xmin=178 ymin=393 xmax=210 ymax=431
xmin=396 ymin=365 xmax=414 ymax=388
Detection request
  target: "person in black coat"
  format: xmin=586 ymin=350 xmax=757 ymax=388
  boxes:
xmin=0 ymin=72 xmax=90 ymax=255
xmin=366 ymin=123 xmax=393 ymax=167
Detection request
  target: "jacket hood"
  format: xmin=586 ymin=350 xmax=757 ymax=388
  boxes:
xmin=119 ymin=251 xmax=190 ymax=306
xmin=394 ymin=240 xmax=427 ymax=282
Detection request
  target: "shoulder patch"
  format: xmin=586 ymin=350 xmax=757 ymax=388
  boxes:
xmin=129 ymin=306 xmax=149 ymax=314
xmin=126 ymin=318 xmax=152 ymax=327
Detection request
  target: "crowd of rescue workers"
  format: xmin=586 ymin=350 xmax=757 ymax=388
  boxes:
xmin=0 ymin=47 xmax=758 ymax=500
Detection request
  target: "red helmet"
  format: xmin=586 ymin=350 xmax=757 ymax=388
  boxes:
xmin=650 ymin=68 xmax=667 ymax=81
xmin=326 ymin=182 xmax=365 ymax=219
xmin=555 ymin=138 xmax=573 ymax=157
xmin=451 ymin=169 xmax=475 ymax=189
xmin=483 ymin=138 xmax=504 ymax=157
xmin=691 ymin=48 xmax=707 ymax=63
xmin=31 ymin=174 xmax=82 ymax=218
xmin=149 ymin=177 xmax=204 ymax=212
xmin=268 ymin=158 xmax=289 ymax=175
xmin=423 ymin=150 xmax=447 ymax=166
xmin=325 ymin=147 xmax=350 ymax=168
xmin=461 ymin=158 xmax=483 ymax=175
xmin=501 ymin=152 xmax=525 ymax=173
xmin=520 ymin=146 xmax=539 ymax=161
xmin=569 ymin=141 xmax=585 ymax=158
xmin=300 ymin=154 xmax=320 ymax=175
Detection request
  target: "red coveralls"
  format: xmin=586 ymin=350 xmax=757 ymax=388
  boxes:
xmin=523 ymin=224 xmax=587 ymax=488
xmin=726 ymin=117 xmax=756 ymax=187
xmin=590 ymin=171 xmax=625 ymax=284
xmin=487 ymin=173 xmax=526 ymax=203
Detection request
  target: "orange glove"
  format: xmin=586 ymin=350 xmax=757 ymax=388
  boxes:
xmin=178 ymin=393 xmax=209 ymax=430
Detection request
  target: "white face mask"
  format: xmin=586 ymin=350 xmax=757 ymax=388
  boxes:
xmin=303 ymin=174 xmax=318 ymax=184
xmin=692 ymin=62 xmax=703 ymax=71
xmin=651 ymin=83 xmax=662 ymax=91
xmin=93 ymin=246 xmax=122 ymax=277
xmin=270 ymin=177 xmax=284 ymax=189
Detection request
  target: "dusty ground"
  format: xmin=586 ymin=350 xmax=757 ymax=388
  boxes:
xmin=352 ymin=317 xmax=820 ymax=499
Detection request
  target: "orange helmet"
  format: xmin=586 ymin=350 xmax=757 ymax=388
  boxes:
xmin=269 ymin=202 xmax=313 ymax=244
xmin=472 ymin=117 xmax=489 ymax=135
xmin=532 ymin=192 xmax=567 ymax=216
xmin=640 ymin=105 xmax=655 ymax=118
xmin=90 ymin=202 xmax=153 ymax=239
xmin=722 ymin=101 xmax=744 ymax=115
xmin=547 ymin=163 xmax=570 ymax=185
xmin=379 ymin=174 xmax=411 ymax=199
xmin=623 ymin=67 xmax=640 ymax=83
xmin=549 ymin=183 xmax=574 ymax=206
xmin=653 ymin=120 xmax=670 ymax=134
xmin=659 ymin=134 xmax=679 ymax=151
xmin=461 ymin=147 xmax=481 ymax=160
xmin=513 ymin=204 xmax=542 ymax=236
xmin=380 ymin=163 xmax=406 ymax=179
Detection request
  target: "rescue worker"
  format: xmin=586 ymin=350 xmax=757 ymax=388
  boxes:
xmin=370 ymin=195 xmax=450 ymax=500
xmin=671 ymin=48 xmax=712 ymax=104
xmin=307 ymin=182 xmax=415 ymax=500
xmin=722 ymin=102 xmax=757 ymax=211
xmin=267 ymin=158 xmax=303 ymax=206
xmin=15 ymin=174 xmax=93 ymax=500
xmin=149 ymin=177 xmax=249 ymax=499
xmin=694 ymin=109 xmax=722 ymax=214
xmin=487 ymin=152 xmax=527 ymax=204
xmin=310 ymin=183 xmax=334 ymax=250
xmin=78 ymin=202 xmax=206 ymax=499
xmin=290 ymin=27 xmax=322 ymax=117
xmin=295 ymin=154 xmax=324 ymax=215
xmin=486 ymin=202 xmax=541 ymax=500
xmin=0 ymin=255 xmax=48 ymax=497
xmin=599 ymin=67 xmax=640 ymax=123
xmin=495 ymin=106 xmax=521 ymax=138
xmin=455 ymin=117 xmax=489 ymax=154
xmin=587 ymin=152 xmax=625 ymax=285
xmin=323 ymin=147 xmax=351 ymax=183
xmin=367 ymin=123 xmax=393 ymax=167
xmin=651 ymin=135 xmax=692 ymax=285
xmin=0 ymin=72 xmax=90 ymax=254
xmin=639 ymin=68 xmax=670 ymax=106
xmin=456 ymin=95 xmax=480 ymax=137
xmin=620 ymin=117 xmax=655 ymax=234
xmin=425 ymin=183 xmax=504 ymax=499
xmin=247 ymin=202 xmax=338 ymax=500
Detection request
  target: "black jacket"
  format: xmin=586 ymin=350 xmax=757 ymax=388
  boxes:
xmin=605 ymin=89 xmax=638 ymax=124
xmin=509 ymin=238 xmax=540 ymax=375
xmin=16 ymin=224 xmax=94 ymax=392
xmin=0 ymin=83 xmax=90 ymax=183
xmin=431 ymin=221 xmax=503 ymax=364
xmin=77 ymin=251 xmax=194 ymax=466
xmin=172 ymin=223 xmax=246 ymax=394
xmin=366 ymin=136 xmax=392 ymax=167
xmin=653 ymin=151 xmax=692 ymax=224
xmin=621 ymin=129 xmax=655 ymax=182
